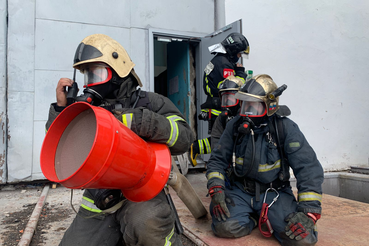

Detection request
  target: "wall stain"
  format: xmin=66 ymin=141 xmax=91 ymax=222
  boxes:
xmin=0 ymin=151 xmax=5 ymax=183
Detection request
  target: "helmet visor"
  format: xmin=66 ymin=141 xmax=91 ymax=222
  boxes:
xmin=220 ymin=92 xmax=239 ymax=107
xmin=81 ymin=63 xmax=112 ymax=87
xmin=239 ymin=101 xmax=267 ymax=117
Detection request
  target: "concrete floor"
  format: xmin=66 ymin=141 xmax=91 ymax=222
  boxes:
xmin=0 ymin=185 xmax=83 ymax=245
xmin=171 ymin=172 xmax=369 ymax=246
xmin=1 ymin=172 xmax=369 ymax=246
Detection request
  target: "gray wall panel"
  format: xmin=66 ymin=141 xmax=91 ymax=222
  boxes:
xmin=7 ymin=0 xmax=35 ymax=92
xmin=34 ymin=70 xmax=79 ymax=121
xmin=32 ymin=121 xmax=45 ymax=181
xmin=7 ymin=0 xmax=35 ymax=182
xmin=35 ymin=19 xmax=132 ymax=71
xmin=130 ymin=28 xmax=149 ymax=91
xmin=0 ymin=1 xmax=6 ymax=184
xmin=36 ymin=0 xmax=131 ymax=28
xmin=7 ymin=91 xmax=34 ymax=182
xmin=131 ymin=0 xmax=214 ymax=33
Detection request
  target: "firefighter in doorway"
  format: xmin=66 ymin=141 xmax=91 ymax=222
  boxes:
xmin=189 ymin=32 xmax=249 ymax=166
xmin=206 ymin=74 xmax=324 ymax=245
xmin=46 ymin=34 xmax=194 ymax=246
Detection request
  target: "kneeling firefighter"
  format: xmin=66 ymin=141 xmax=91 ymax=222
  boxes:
xmin=46 ymin=34 xmax=194 ymax=246
xmin=206 ymin=74 xmax=324 ymax=245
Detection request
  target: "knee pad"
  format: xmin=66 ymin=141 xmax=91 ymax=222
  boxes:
xmin=213 ymin=219 xmax=253 ymax=238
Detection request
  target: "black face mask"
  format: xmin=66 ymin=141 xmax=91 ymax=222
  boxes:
xmin=249 ymin=115 xmax=269 ymax=127
xmin=225 ymin=106 xmax=239 ymax=117
xmin=75 ymin=81 xmax=119 ymax=106
xmin=229 ymin=55 xmax=239 ymax=64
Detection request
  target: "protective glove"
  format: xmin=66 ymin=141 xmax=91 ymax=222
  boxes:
xmin=208 ymin=186 xmax=232 ymax=221
xmin=198 ymin=111 xmax=209 ymax=121
xmin=285 ymin=212 xmax=318 ymax=240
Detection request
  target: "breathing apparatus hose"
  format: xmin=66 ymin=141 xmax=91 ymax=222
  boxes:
xmin=232 ymin=128 xmax=255 ymax=178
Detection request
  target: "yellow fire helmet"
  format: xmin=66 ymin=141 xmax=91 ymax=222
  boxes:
xmin=218 ymin=75 xmax=244 ymax=94
xmin=235 ymin=74 xmax=279 ymax=116
xmin=73 ymin=34 xmax=142 ymax=87
xmin=218 ymin=75 xmax=244 ymax=108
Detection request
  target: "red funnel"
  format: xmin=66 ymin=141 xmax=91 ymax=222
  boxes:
xmin=40 ymin=102 xmax=171 ymax=202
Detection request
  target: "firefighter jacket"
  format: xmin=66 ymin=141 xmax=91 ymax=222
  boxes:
xmin=46 ymin=76 xmax=194 ymax=156
xmin=206 ymin=115 xmax=324 ymax=215
xmin=46 ymin=75 xmax=194 ymax=212
xmin=202 ymin=54 xmax=246 ymax=116
xmin=210 ymin=112 xmax=233 ymax=149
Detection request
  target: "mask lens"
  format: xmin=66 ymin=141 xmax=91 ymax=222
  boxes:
xmin=239 ymin=101 xmax=266 ymax=117
xmin=221 ymin=92 xmax=239 ymax=107
xmin=82 ymin=64 xmax=112 ymax=87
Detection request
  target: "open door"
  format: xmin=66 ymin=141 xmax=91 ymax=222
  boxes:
xmin=152 ymin=19 xmax=243 ymax=168
xmin=167 ymin=42 xmax=190 ymax=123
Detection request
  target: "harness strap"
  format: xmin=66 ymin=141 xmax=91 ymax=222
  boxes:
xmin=130 ymin=89 xmax=152 ymax=110
xmin=255 ymin=182 xmax=261 ymax=202
xmin=240 ymin=178 xmax=289 ymax=195
xmin=269 ymin=116 xmax=290 ymax=181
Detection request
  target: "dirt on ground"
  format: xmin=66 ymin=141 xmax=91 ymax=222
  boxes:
xmin=1 ymin=202 xmax=71 ymax=246
xmin=0 ymin=183 xmax=196 ymax=246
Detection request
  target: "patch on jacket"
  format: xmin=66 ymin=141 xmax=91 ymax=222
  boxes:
xmin=289 ymin=142 xmax=300 ymax=148
xmin=223 ymin=68 xmax=234 ymax=78
xmin=204 ymin=62 xmax=214 ymax=75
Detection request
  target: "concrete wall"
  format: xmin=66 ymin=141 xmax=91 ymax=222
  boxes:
xmin=226 ymin=0 xmax=369 ymax=171
xmin=0 ymin=1 xmax=7 ymax=183
xmin=291 ymin=172 xmax=369 ymax=203
xmin=4 ymin=0 xmax=215 ymax=183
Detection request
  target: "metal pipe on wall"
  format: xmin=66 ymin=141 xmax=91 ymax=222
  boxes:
xmin=0 ymin=0 xmax=8 ymax=184
xmin=214 ymin=0 xmax=226 ymax=30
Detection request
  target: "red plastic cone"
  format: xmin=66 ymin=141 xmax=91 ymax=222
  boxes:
xmin=40 ymin=102 xmax=171 ymax=202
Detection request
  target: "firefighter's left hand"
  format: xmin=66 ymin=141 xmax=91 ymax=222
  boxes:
xmin=284 ymin=212 xmax=316 ymax=240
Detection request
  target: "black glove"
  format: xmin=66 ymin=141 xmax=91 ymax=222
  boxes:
xmin=198 ymin=111 xmax=209 ymax=121
xmin=208 ymin=186 xmax=232 ymax=221
xmin=285 ymin=212 xmax=317 ymax=240
xmin=93 ymin=189 xmax=122 ymax=210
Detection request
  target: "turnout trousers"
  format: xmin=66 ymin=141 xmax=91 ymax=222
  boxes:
xmin=60 ymin=190 xmax=182 ymax=246
xmin=210 ymin=184 xmax=318 ymax=246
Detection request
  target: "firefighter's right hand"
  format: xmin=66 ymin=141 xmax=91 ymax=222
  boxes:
xmin=56 ymin=78 xmax=73 ymax=107
xmin=209 ymin=186 xmax=230 ymax=221
xmin=198 ymin=111 xmax=209 ymax=121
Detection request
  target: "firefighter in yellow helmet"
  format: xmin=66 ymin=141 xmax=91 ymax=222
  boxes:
xmin=206 ymin=74 xmax=323 ymax=245
xmin=210 ymin=75 xmax=244 ymax=149
xmin=46 ymin=34 xmax=194 ymax=246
